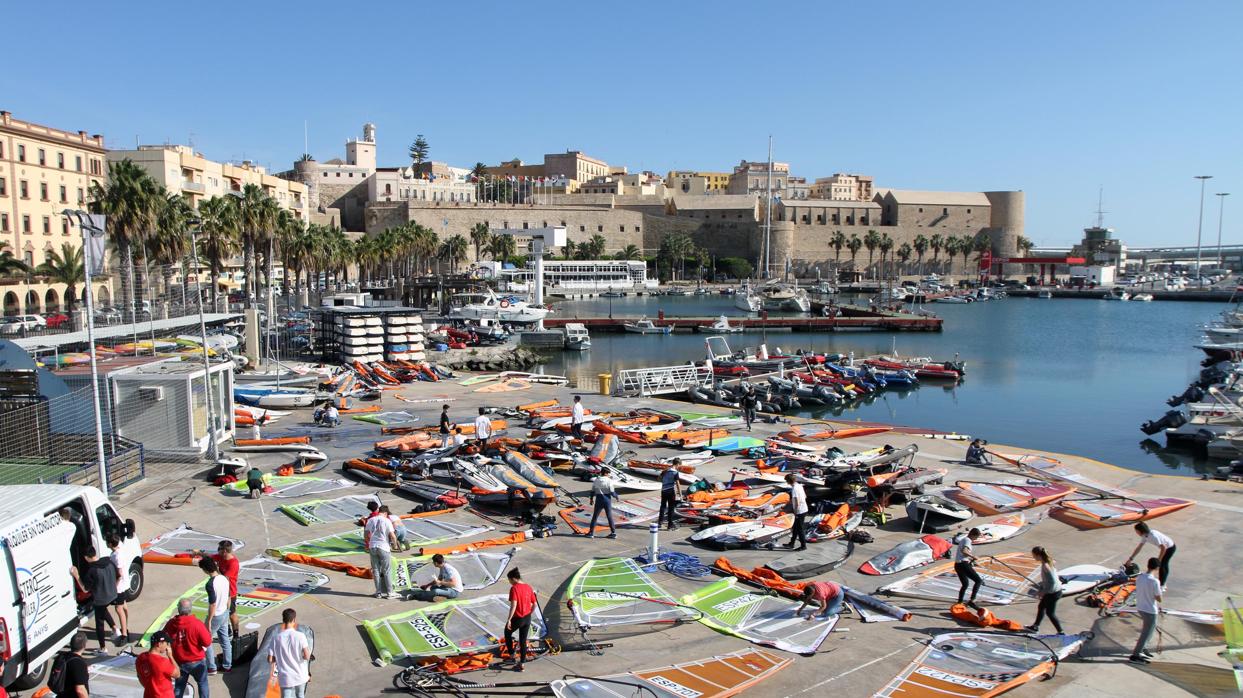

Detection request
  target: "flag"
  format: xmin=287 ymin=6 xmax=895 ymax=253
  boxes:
xmin=83 ymin=213 xmax=108 ymax=276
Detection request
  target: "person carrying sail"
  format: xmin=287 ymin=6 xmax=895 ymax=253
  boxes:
xmin=1124 ymin=522 xmax=1175 ymax=588
xmin=953 ymin=528 xmax=983 ymax=610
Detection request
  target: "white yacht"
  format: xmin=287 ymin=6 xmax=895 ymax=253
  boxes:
xmin=760 ymin=283 xmax=811 ymax=312
xmin=449 ymin=288 xmax=549 ymax=324
xmin=695 ymin=315 xmax=743 ymax=334
xmin=734 ymin=284 xmax=762 ymax=312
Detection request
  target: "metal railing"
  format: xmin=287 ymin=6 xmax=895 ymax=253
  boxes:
xmin=613 ymin=364 xmax=711 ymax=397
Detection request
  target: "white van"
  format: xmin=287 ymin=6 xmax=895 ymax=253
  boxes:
xmin=0 ymin=485 xmax=143 ymax=689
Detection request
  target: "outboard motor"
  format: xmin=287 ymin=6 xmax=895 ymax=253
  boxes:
xmin=1140 ymin=410 xmax=1187 ymax=435
xmin=1167 ymin=384 xmax=1205 ymax=407
xmin=943 ymin=360 xmax=966 ymax=375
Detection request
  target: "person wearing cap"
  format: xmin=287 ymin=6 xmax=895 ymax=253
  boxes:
xmin=136 ymin=631 xmax=180 ymax=698
xmin=163 ymin=598 xmax=212 ymax=698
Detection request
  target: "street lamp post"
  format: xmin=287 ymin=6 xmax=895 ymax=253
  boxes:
xmin=187 ymin=219 xmax=221 ymax=464
xmin=1195 ymin=175 xmax=1213 ymax=286
xmin=1216 ymin=193 xmax=1231 ymax=270
xmin=62 ymin=209 xmax=110 ymax=494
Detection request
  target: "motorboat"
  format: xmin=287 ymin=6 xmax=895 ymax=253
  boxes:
xmin=622 ymin=317 xmax=672 ymax=334
xmin=695 ymin=315 xmax=743 ymax=334
xmin=881 ymin=288 xmax=909 ymax=302
xmin=600 ymin=290 xmax=626 ymax=298
xmin=734 ymin=284 xmax=762 ymax=312
xmin=562 ymin=322 xmax=591 ymax=350
xmin=809 ymin=281 xmax=837 ymax=295
xmin=664 ymin=287 xmax=689 ymax=296
xmin=760 ymin=283 xmax=811 ymax=312
xmin=233 ymin=385 xmax=318 ymax=408
xmin=448 ymin=288 xmax=549 ymax=324
xmin=934 ymin=295 xmax=971 ymax=304
xmin=1036 ymin=289 xmax=1053 ymax=299
xmin=1102 ymin=287 xmax=1131 ymax=301
xmin=1132 ymin=293 xmax=1154 ymax=302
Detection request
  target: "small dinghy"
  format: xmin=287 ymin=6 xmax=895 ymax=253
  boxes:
xmin=905 ymin=493 xmax=974 ymax=532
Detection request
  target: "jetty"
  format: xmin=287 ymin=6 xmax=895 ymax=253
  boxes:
xmin=543 ymin=313 xmax=942 ymax=332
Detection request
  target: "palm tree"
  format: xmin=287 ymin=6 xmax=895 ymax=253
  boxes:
xmin=829 ymin=230 xmax=846 ymax=274
xmin=89 ymin=159 xmax=160 ymax=320
xmin=879 ymin=233 xmax=894 ymax=281
xmin=0 ymin=243 xmax=29 ymax=277
xmin=35 ymin=243 xmax=83 ymax=313
xmin=409 ymin=135 xmax=430 ymax=167
xmin=615 ymin=244 xmax=641 ymax=260
xmin=913 ymin=235 xmax=929 ymax=276
xmin=971 ymin=233 xmax=992 ymax=278
xmin=469 ymin=223 xmax=490 ymax=262
xmin=929 ymin=234 xmax=944 ymax=274
xmin=196 ymin=195 xmax=240 ymax=311
xmin=1016 ymin=236 xmax=1034 ymax=256
xmin=897 ymin=243 xmax=913 ymax=276
xmin=487 ymin=233 xmax=516 ymax=265
xmin=587 ymin=234 xmax=607 ymax=258
xmin=863 ymin=229 xmax=881 ymax=279
xmin=438 ymin=234 xmax=469 ymax=273
xmin=659 ymin=233 xmax=695 ymax=280
xmin=846 ymin=234 xmax=863 ymax=271
xmin=234 ymin=184 xmax=271 ymax=308
xmin=562 ymin=240 xmax=577 ymax=260
xmin=944 ymin=237 xmax=961 ymax=276
xmin=149 ymin=191 xmax=192 ymax=302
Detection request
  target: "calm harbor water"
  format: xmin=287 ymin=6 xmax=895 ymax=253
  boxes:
xmin=538 ymin=293 xmax=1223 ymax=476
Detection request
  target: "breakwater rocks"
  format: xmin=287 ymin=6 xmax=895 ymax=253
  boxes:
xmin=437 ymin=344 xmax=555 ymax=372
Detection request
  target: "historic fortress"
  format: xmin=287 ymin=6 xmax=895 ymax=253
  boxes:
xmin=281 ymin=124 xmax=1023 ymax=276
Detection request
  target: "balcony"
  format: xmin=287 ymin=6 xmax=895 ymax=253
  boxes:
xmin=182 ymin=180 xmax=206 ymax=193
xmin=291 ymin=199 xmax=304 ymax=209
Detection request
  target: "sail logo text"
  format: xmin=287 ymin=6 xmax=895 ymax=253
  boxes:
xmin=914 ymin=667 xmax=996 ymax=689
xmin=647 ymin=677 xmax=702 ymax=697
xmin=714 ymin=595 xmax=760 ymax=613
xmin=410 ymin=618 xmax=451 ymax=650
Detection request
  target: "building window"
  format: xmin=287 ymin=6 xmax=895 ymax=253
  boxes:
xmin=966 ymin=208 xmax=972 ymax=214
xmin=0 ymin=178 xmax=5 ymax=196
xmin=579 ymin=225 xmax=585 ymax=232
xmin=22 ymin=215 xmax=31 ymax=233
xmin=19 ymin=180 xmax=28 ymax=199
xmin=635 ymin=226 xmax=640 ymax=233
xmin=619 ymin=225 xmax=624 ymax=232
xmin=59 ymin=185 xmax=67 ymax=203
xmin=17 ymin=144 xmax=26 ymax=162
xmin=57 ymin=152 xmax=65 ymax=169
xmin=336 ymin=173 xmax=340 ymax=177
xmin=384 ymin=184 xmax=391 ymax=194
xmin=0 ymin=214 xmax=7 ymax=231
xmin=37 ymin=149 xmax=46 ymax=166
xmin=75 ymin=155 xmax=83 ymax=172
xmin=560 ymin=221 xmax=566 ymax=227
xmin=77 ymin=188 xmax=84 ymax=204
xmin=0 ymin=142 xmax=4 ymax=158
xmin=62 ymin=218 xmax=69 ymax=235
xmin=40 ymin=183 xmax=48 ymax=201
xmin=918 ymin=207 xmax=923 ymax=213
xmin=323 ymin=172 xmax=329 ymax=177
xmin=597 ymin=225 xmax=603 ymax=232
xmin=42 ymin=216 xmax=50 ymax=234
xmin=23 ymin=251 xmax=32 ymax=266
xmin=942 ymin=207 xmax=948 ymax=215
xmin=861 ymin=216 xmax=869 ymax=224
xmin=522 ymin=222 xmax=528 ymax=229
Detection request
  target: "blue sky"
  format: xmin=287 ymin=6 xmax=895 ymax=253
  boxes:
xmin=4 ymin=1 xmax=1240 ymax=247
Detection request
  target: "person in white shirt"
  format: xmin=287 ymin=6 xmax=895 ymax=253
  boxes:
xmin=474 ymin=408 xmax=493 ymax=449
xmin=452 ymin=427 xmax=470 ymax=447
xmin=412 ymin=554 xmax=464 ymax=601
xmin=324 ymin=404 xmax=339 ymax=427
xmin=364 ymin=510 xmax=399 ymax=599
xmin=1129 ymin=557 xmax=1163 ymax=664
xmin=198 ymin=557 xmax=233 ymax=673
xmin=952 ymin=528 xmax=983 ymax=609
xmin=570 ymin=396 xmax=586 ymax=438
xmin=1125 ymin=522 xmax=1176 ymax=587
xmin=784 ymin=474 xmax=809 ymax=551
xmin=269 ymin=608 xmax=311 ymax=698
xmin=585 ymin=472 xmax=620 ymax=538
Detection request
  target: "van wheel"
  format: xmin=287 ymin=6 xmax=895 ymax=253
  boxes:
xmin=10 ymin=658 xmax=49 ymax=690
xmin=125 ymin=561 xmax=145 ymax=601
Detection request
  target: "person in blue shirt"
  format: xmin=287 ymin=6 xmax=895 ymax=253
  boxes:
xmin=658 ymin=459 xmax=682 ymax=531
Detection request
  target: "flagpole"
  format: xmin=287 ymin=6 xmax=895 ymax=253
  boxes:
xmin=65 ymin=210 xmax=110 ymax=494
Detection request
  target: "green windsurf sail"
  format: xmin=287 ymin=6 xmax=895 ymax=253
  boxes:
xmin=392 ymin=548 xmax=515 ymax=592
xmin=221 ymin=476 xmax=356 ymax=498
xmin=679 ymin=577 xmax=836 ymax=654
xmin=277 ymin=494 xmax=382 ymax=526
xmin=141 ymin=558 xmax=327 ymax=645
xmin=567 ymin=557 xmax=699 ymax=630
xmin=364 ymin=594 xmax=545 ymax=665
xmin=269 ymin=517 xmax=492 ymax=558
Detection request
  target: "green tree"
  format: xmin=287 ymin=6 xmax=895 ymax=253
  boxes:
xmin=587 ymin=234 xmax=607 ymax=258
xmin=879 ymin=233 xmax=894 ymax=280
xmin=829 ymin=230 xmax=846 ymax=273
xmin=719 ymin=257 xmax=754 ymax=280
xmin=562 ymin=240 xmax=577 ymax=260
xmin=846 ymin=233 xmax=863 ymax=270
xmin=89 ymin=159 xmax=160 ymax=320
xmin=929 ymin=234 xmax=944 ymax=273
xmin=897 ymin=243 xmax=913 ymax=275
xmin=615 ymin=244 xmax=642 ymax=260
xmin=35 ymin=243 xmax=81 ymax=313
xmin=409 ymin=135 xmax=430 ymax=166
xmin=863 ymin=229 xmax=881 ymax=279
xmin=487 ymin=233 xmax=516 ymax=265
xmin=469 ymin=223 xmax=490 ymax=262
xmin=0 ymin=243 xmax=29 ymax=277
xmin=913 ymin=234 xmax=929 ymax=276
xmin=195 ymin=195 xmax=240 ymax=311
xmin=944 ymin=237 xmax=961 ymax=275
xmin=149 ymin=191 xmax=192 ymax=301
xmin=438 ymin=234 xmax=469 ymax=273
xmin=659 ymin=232 xmax=696 ymax=280
xmin=1016 ymin=236 xmax=1034 ymax=255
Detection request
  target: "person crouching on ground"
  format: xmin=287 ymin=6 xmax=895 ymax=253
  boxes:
xmin=412 ymin=554 xmax=464 ymax=601
xmin=797 ymin=580 xmax=843 ymax=620
xmin=965 ymin=439 xmax=989 ymax=465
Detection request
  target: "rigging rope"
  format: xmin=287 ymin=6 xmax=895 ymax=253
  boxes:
xmin=634 ymin=548 xmax=712 ymax=580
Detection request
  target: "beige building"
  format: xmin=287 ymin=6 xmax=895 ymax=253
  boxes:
xmin=875 ymin=189 xmax=992 ymax=229
xmin=281 ymin=123 xmax=378 ymax=230
xmin=727 ymin=160 xmax=792 ymax=196
xmin=485 ymin=150 xmax=612 ymax=189
xmin=666 ymin=171 xmax=730 ymax=196
xmin=371 ymin=164 xmax=476 ymax=204
xmin=0 ymin=111 xmax=109 ymax=315
xmin=579 ymin=172 xmax=666 ymax=197
xmin=107 ymin=144 xmax=308 ymax=217
xmin=809 ymin=173 xmax=874 ymax=201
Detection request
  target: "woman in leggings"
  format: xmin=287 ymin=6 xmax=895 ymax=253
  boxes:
xmin=954 ymin=528 xmax=983 ymax=609
xmin=1026 ymin=546 xmax=1064 ymax=633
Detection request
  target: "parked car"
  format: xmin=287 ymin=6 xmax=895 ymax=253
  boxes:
xmin=0 ymin=314 xmax=46 ymax=334
xmin=94 ymin=306 xmax=121 ymax=324
xmin=44 ymin=313 xmax=70 ymax=329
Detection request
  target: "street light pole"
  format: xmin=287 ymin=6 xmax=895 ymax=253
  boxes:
xmin=1216 ymin=193 xmax=1230 ymax=270
xmin=63 ymin=210 xmax=110 ymax=494
xmin=188 ymin=221 xmax=221 ymax=464
xmin=1195 ymin=175 xmax=1213 ymax=286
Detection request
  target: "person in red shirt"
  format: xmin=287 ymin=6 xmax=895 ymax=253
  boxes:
xmin=797 ymin=580 xmax=842 ymax=620
xmin=211 ymin=540 xmax=241 ymax=635
xmin=502 ymin=568 xmax=538 ymax=672
xmin=162 ymin=599 xmax=212 ymax=698
xmin=135 ymin=631 xmax=179 ymax=698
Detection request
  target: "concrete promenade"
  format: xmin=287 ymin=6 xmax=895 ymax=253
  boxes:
xmin=109 ymin=376 xmax=1242 ymax=697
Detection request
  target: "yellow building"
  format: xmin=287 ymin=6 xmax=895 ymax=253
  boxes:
xmin=666 ymin=170 xmax=731 ymax=195
xmin=0 ymin=111 xmax=109 ymax=315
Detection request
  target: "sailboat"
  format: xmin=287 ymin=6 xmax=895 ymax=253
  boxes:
xmin=734 ymin=283 xmax=762 ymax=312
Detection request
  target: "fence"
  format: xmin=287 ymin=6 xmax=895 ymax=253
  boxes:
xmin=0 ymin=386 xmax=147 ymax=491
